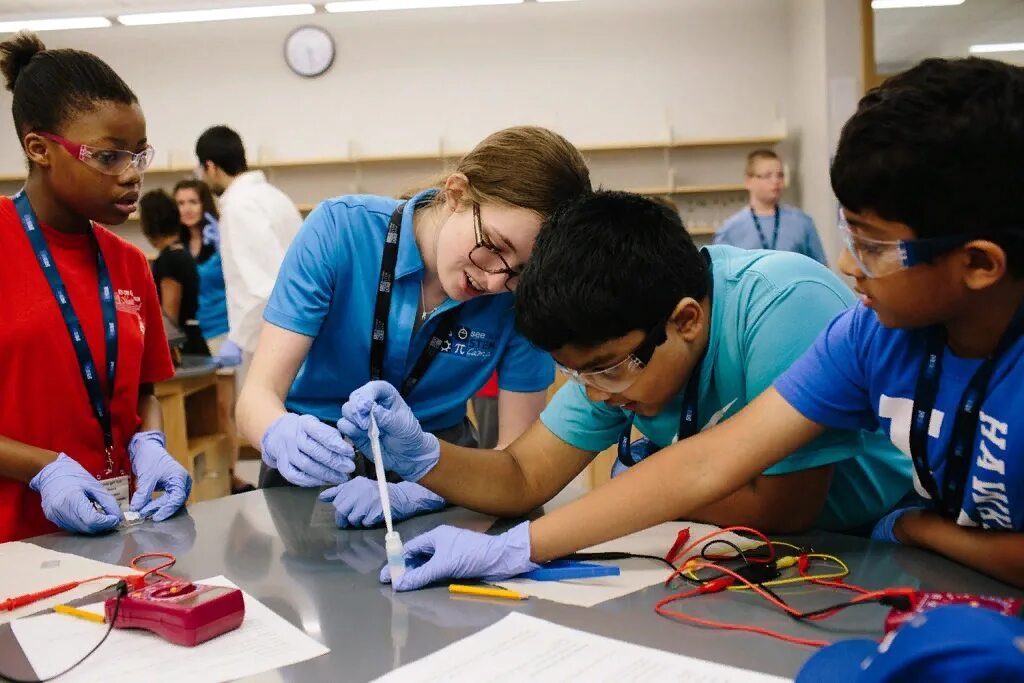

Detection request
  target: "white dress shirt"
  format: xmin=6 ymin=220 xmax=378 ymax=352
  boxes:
xmin=218 ymin=170 xmax=302 ymax=352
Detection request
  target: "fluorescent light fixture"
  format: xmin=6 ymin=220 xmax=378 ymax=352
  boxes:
xmin=0 ymin=16 xmax=111 ymax=32
xmin=326 ymin=0 xmax=522 ymax=12
xmin=970 ymin=42 xmax=1024 ymax=54
xmin=871 ymin=0 xmax=963 ymax=8
xmin=118 ymin=3 xmax=315 ymax=26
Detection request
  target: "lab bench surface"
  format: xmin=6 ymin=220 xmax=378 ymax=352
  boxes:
xmin=4 ymin=488 xmax=1022 ymax=682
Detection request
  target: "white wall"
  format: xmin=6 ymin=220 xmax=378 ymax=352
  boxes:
xmin=0 ymin=0 xmax=796 ymax=173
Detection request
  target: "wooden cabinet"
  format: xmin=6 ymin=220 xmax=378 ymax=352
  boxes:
xmin=154 ymin=366 xmax=237 ymax=502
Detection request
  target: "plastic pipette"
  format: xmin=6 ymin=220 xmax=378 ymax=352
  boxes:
xmin=369 ymin=412 xmax=406 ymax=587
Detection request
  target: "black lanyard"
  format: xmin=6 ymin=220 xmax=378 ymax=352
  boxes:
xmin=909 ymin=304 xmax=1024 ymax=520
xmin=617 ymin=252 xmax=713 ymax=468
xmin=750 ymin=206 xmax=781 ymax=250
xmin=369 ymin=201 xmax=458 ymax=397
xmin=14 ymin=190 xmax=119 ymax=474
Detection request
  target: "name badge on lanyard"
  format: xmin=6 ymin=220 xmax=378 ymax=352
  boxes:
xmin=909 ymin=304 xmax=1024 ymax=522
xmin=369 ymin=200 xmax=458 ymax=397
xmin=13 ymin=190 xmax=123 ymax=480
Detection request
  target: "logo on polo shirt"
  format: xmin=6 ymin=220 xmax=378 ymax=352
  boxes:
xmin=114 ymin=289 xmax=141 ymax=315
xmin=440 ymin=326 xmax=496 ymax=360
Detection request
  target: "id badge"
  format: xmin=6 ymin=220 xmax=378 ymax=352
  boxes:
xmin=99 ymin=475 xmax=131 ymax=512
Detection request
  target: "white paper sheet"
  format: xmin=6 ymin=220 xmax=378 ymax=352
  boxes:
xmin=491 ymin=522 xmax=756 ymax=607
xmin=11 ymin=575 xmax=329 ymax=683
xmin=374 ymin=612 xmax=790 ymax=682
xmin=0 ymin=541 xmax=142 ymax=624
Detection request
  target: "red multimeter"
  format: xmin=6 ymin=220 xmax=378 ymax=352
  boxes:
xmin=884 ymin=591 xmax=1024 ymax=633
xmin=104 ymin=580 xmax=245 ymax=647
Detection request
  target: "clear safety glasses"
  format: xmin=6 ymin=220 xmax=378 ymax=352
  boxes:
xmin=557 ymin=317 xmax=668 ymax=393
xmin=38 ymin=132 xmax=155 ymax=177
xmin=839 ymin=220 xmax=973 ymax=279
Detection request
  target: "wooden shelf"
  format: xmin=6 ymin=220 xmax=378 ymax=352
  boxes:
xmin=629 ymin=183 xmax=746 ymax=196
xmin=187 ymin=433 xmax=229 ymax=459
xmin=0 ymin=135 xmax=783 ymax=183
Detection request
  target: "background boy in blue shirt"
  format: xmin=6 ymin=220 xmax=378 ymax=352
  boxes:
xmin=714 ymin=149 xmax=828 ymax=265
xmin=343 ymin=57 xmax=1024 ymax=591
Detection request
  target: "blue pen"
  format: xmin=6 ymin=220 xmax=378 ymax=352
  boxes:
xmin=517 ymin=560 xmax=621 ymax=582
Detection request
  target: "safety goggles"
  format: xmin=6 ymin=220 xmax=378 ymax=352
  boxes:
xmin=839 ymin=220 xmax=974 ymax=279
xmin=557 ymin=317 xmax=668 ymax=393
xmin=38 ymin=132 xmax=155 ymax=177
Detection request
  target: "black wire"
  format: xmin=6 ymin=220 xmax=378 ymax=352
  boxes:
xmin=562 ymin=551 xmax=678 ymax=572
xmin=0 ymin=581 xmax=127 ymax=683
xmin=700 ymin=539 xmax=751 ymax=565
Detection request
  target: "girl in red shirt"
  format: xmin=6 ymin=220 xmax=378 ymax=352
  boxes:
xmin=0 ymin=32 xmax=191 ymax=541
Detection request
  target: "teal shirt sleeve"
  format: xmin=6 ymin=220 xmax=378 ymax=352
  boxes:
xmin=496 ymin=332 xmax=554 ymax=393
xmin=264 ymin=201 xmax=344 ymax=337
xmin=740 ymin=279 xmax=864 ymax=476
xmin=540 ymin=381 xmax=628 ymax=453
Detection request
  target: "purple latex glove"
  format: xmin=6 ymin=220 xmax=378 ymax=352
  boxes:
xmin=214 ymin=338 xmax=242 ymax=368
xmin=129 ymin=431 xmax=192 ymax=522
xmin=261 ymin=413 xmax=355 ymax=487
xmin=319 ymin=476 xmax=446 ymax=528
xmin=871 ymin=506 xmax=924 ymax=544
xmin=338 ymin=381 xmax=439 ymax=482
xmin=380 ymin=522 xmax=540 ymax=592
xmin=29 ymin=454 xmax=121 ymax=534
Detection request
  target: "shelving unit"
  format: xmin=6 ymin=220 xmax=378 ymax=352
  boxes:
xmin=0 ymin=133 xmax=781 ymax=249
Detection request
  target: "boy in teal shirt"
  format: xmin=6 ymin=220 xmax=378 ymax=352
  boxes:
xmin=333 ymin=192 xmax=910 ymax=535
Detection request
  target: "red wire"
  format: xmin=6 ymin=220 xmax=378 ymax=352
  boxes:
xmin=655 ymin=528 xmax=916 ymax=647
xmin=129 ymin=552 xmax=179 ymax=582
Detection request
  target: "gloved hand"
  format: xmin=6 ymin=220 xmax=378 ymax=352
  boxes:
xmin=339 ymin=381 xmax=440 ymax=482
xmin=29 ymin=453 xmax=122 ymax=534
xmin=129 ymin=431 xmax=192 ymax=522
xmin=213 ymin=338 xmax=243 ymax=368
xmin=380 ymin=522 xmax=540 ymax=592
xmin=871 ymin=506 xmax=924 ymax=544
xmin=610 ymin=437 xmax=656 ymax=479
xmin=202 ymin=212 xmax=220 ymax=249
xmin=262 ymin=413 xmax=355 ymax=487
xmin=319 ymin=477 xmax=446 ymax=528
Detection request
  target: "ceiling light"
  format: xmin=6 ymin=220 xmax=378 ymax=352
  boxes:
xmin=325 ymin=0 xmax=522 ymax=13
xmin=970 ymin=42 xmax=1024 ymax=54
xmin=872 ymin=0 xmax=964 ymax=8
xmin=0 ymin=17 xmax=111 ymax=32
xmin=117 ymin=3 xmax=315 ymax=26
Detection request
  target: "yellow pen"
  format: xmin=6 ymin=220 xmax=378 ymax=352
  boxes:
xmin=54 ymin=604 xmax=106 ymax=624
xmin=448 ymin=584 xmax=528 ymax=601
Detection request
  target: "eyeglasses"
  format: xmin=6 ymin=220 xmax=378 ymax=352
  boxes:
xmin=839 ymin=220 xmax=973 ymax=279
xmin=557 ymin=317 xmax=669 ymax=393
xmin=38 ymin=132 xmax=155 ymax=177
xmin=469 ymin=202 xmax=520 ymax=293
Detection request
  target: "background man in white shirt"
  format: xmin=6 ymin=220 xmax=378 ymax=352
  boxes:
xmin=195 ymin=125 xmax=302 ymax=376
xmin=195 ymin=125 xmax=302 ymax=494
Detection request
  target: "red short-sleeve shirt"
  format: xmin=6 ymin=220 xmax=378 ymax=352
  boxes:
xmin=0 ymin=197 xmax=174 ymax=541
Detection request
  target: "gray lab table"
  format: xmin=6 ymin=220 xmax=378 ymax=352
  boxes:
xmin=2 ymin=488 xmax=1021 ymax=681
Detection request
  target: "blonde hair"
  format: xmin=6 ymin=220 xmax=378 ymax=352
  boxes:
xmin=745 ymin=148 xmax=781 ymax=176
xmin=425 ymin=126 xmax=591 ymax=215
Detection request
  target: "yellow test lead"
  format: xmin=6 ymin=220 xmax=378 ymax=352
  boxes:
xmin=449 ymin=584 xmax=528 ymax=601
xmin=53 ymin=604 xmax=106 ymax=624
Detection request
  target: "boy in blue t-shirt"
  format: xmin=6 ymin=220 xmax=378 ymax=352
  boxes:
xmin=338 ymin=56 xmax=1024 ymax=592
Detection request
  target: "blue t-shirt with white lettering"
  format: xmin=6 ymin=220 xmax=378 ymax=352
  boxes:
xmin=542 ymin=245 xmax=911 ymax=530
xmin=776 ymin=304 xmax=1023 ymax=531
xmin=264 ymin=191 xmax=553 ymax=432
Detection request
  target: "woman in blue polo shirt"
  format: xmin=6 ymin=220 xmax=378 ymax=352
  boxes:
xmin=236 ymin=126 xmax=591 ymax=526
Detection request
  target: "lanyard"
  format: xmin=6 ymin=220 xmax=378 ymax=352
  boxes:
xmin=14 ymin=190 xmax=119 ymax=474
xmin=909 ymin=304 xmax=1024 ymax=520
xmin=369 ymin=201 xmax=458 ymax=397
xmin=617 ymin=252 xmax=713 ymax=468
xmin=750 ymin=206 xmax=781 ymax=250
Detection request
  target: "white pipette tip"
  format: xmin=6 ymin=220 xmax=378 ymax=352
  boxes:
xmin=368 ymin=412 xmax=395 ymax=535
xmin=386 ymin=530 xmax=406 ymax=590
